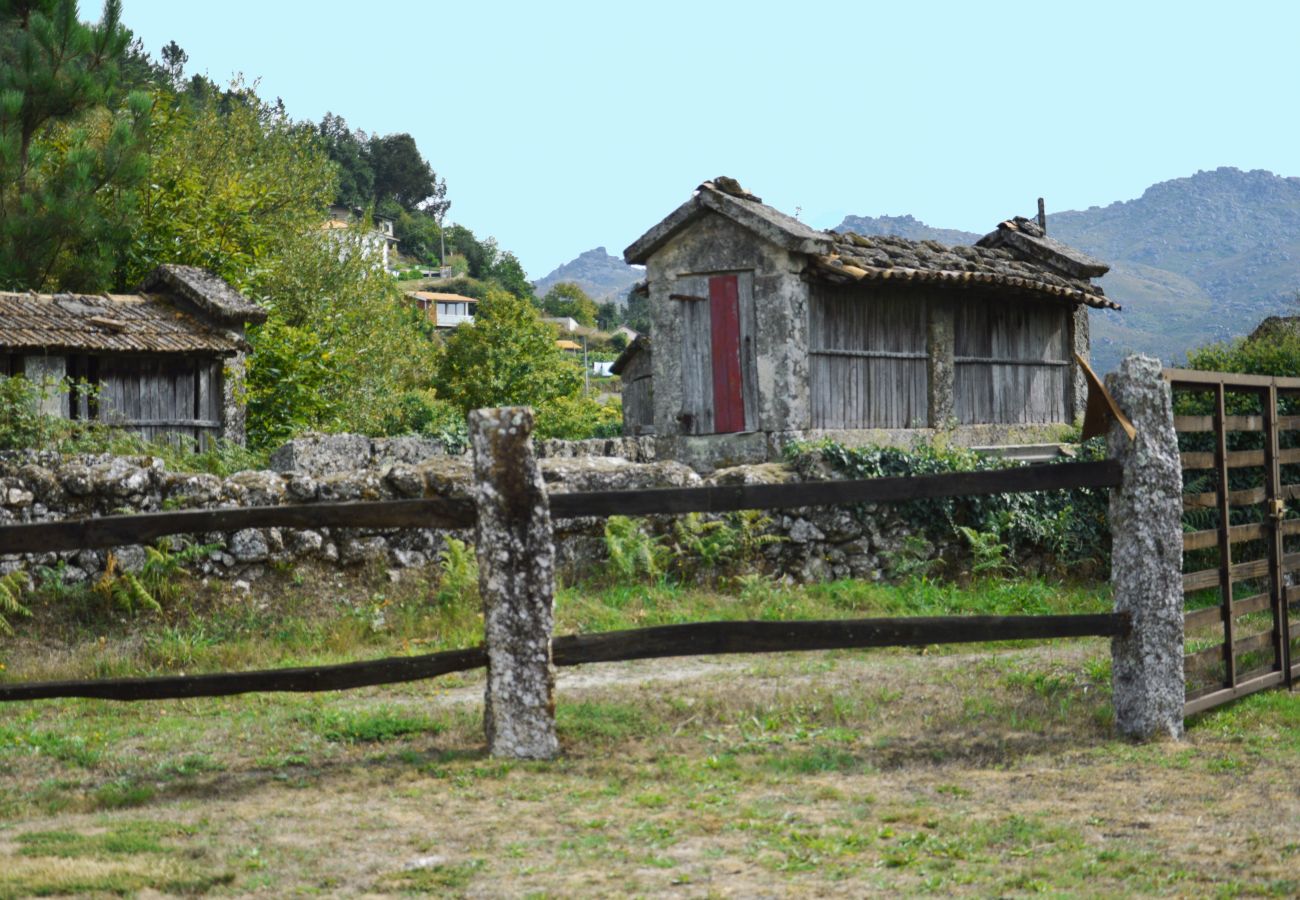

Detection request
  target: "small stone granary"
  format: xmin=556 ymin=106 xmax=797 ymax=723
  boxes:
xmin=620 ymin=178 xmax=1118 ymax=468
xmin=0 ymin=265 xmax=266 ymax=447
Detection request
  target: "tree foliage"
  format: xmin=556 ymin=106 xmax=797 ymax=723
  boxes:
xmin=434 ymin=288 xmax=582 ymax=414
xmin=0 ymin=0 xmax=150 ymax=290
xmin=124 ymin=81 xmax=335 ymax=289
xmin=541 ymin=282 xmax=598 ymax=328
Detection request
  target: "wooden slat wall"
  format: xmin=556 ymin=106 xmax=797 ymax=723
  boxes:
xmin=954 ymin=298 xmax=1069 ymax=425
xmin=809 ymin=285 xmax=927 ymax=429
xmin=676 ymin=275 xmax=714 ymax=436
xmin=96 ymin=355 xmax=223 ymax=448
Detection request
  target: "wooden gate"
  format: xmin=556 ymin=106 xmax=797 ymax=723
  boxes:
xmin=1166 ymin=368 xmax=1300 ymax=715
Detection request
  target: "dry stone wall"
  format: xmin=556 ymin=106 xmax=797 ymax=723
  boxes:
xmin=0 ymin=434 xmax=952 ymax=585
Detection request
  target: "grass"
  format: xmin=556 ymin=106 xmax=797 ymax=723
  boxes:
xmin=0 ymin=568 xmax=1297 ymax=894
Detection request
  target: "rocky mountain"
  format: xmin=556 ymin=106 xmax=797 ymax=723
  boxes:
xmin=836 ymin=168 xmax=1300 ymax=373
xmin=532 ymin=247 xmax=643 ymax=305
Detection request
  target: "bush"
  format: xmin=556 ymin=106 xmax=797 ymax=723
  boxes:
xmin=791 ymin=439 xmax=1110 ymax=571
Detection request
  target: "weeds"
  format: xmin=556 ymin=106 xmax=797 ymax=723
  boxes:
xmin=435 ymin=538 xmax=478 ymax=607
xmin=0 ymin=571 xmax=33 ymax=635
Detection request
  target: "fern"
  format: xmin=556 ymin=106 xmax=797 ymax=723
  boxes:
xmin=604 ymin=516 xmax=665 ymax=583
xmin=0 ymin=571 xmax=33 ymax=636
xmin=435 ymin=538 xmax=479 ymax=606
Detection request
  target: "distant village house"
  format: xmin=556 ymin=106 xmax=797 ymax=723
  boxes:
xmin=618 ymin=178 xmax=1117 ymax=467
xmin=406 ymin=291 xmax=477 ymax=328
xmin=0 ymin=265 xmax=266 ymax=447
xmin=323 ymin=205 xmax=400 ymax=272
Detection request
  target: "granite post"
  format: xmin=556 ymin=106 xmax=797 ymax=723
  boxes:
xmin=1108 ymin=355 xmax=1184 ymax=740
xmin=470 ymin=406 xmax=559 ymax=759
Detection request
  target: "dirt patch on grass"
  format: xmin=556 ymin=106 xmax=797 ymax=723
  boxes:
xmin=2 ymin=640 xmax=1299 ymax=896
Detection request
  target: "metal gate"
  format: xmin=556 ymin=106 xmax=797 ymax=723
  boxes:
xmin=1166 ymin=368 xmax=1300 ymax=715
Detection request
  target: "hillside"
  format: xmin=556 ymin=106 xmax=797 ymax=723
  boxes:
xmin=533 ymin=247 xmax=643 ymax=304
xmin=836 ymin=168 xmax=1300 ymax=372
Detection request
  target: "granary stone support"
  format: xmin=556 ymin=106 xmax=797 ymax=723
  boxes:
xmin=470 ymin=406 xmax=560 ymax=760
xmin=1107 ymin=354 xmax=1184 ymax=740
xmin=1069 ymin=305 xmax=1091 ymax=421
xmin=926 ymin=299 xmax=955 ymax=428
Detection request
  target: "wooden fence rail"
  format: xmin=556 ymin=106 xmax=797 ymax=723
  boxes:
xmin=0 ymin=361 xmax=1192 ymax=753
xmin=0 ymin=612 xmax=1128 ymax=703
xmin=0 ymin=459 xmax=1122 ymax=555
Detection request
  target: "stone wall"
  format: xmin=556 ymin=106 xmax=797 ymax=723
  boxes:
xmin=0 ymin=435 xmax=956 ymax=586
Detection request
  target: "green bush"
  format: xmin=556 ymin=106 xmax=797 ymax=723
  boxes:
xmin=791 ymin=439 xmax=1110 ymax=571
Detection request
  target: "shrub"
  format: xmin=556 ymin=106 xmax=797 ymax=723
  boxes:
xmin=791 ymin=439 xmax=1110 ymax=571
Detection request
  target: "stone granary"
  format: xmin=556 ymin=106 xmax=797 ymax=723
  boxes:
xmin=0 ymin=265 xmax=266 ymax=447
xmin=621 ymin=177 xmax=1118 ymax=468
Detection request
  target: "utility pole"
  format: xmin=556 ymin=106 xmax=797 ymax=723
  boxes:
xmin=582 ymin=334 xmax=590 ymax=396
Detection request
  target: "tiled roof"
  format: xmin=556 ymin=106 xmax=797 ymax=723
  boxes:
xmin=814 ymin=230 xmax=1118 ymax=310
xmin=139 ymin=265 xmax=268 ymax=325
xmin=626 ymin=178 xmax=1118 ymax=310
xmin=0 ymin=291 xmax=243 ymax=354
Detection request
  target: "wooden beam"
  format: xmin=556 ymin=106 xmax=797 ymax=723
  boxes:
xmin=0 ymin=613 xmax=1128 ymax=703
xmin=550 ymin=460 xmax=1123 ymax=519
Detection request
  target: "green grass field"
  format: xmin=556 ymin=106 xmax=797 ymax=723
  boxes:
xmin=0 ymin=569 xmax=1297 ymax=896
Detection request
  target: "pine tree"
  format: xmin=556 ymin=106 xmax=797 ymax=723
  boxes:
xmin=0 ymin=0 xmax=150 ymax=291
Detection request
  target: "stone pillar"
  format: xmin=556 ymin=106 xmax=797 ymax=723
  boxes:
xmin=1108 ymin=354 xmax=1184 ymax=740
xmin=1069 ymin=305 xmax=1091 ymax=422
xmin=469 ymin=406 xmax=559 ymax=759
xmin=926 ymin=298 xmax=955 ymax=428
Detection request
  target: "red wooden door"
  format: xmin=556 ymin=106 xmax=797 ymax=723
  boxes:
xmin=709 ymin=274 xmax=746 ymax=433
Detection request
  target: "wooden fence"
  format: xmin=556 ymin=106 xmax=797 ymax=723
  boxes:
xmin=0 ymin=362 xmax=1194 ymax=754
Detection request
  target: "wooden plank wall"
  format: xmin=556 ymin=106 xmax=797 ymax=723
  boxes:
xmin=809 ymin=285 xmax=927 ymax=429
xmin=676 ymin=275 xmax=714 ymax=436
xmin=953 ymin=298 xmax=1069 ymax=425
xmin=98 ymin=355 xmax=223 ymax=449
xmin=675 ymin=272 xmax=758 ymax=435
xmin=621 ymin=350 xmax=654 ymax=434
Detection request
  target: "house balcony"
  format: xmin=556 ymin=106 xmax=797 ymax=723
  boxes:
xmin=436 ymin=313 xmax=475 ymax=328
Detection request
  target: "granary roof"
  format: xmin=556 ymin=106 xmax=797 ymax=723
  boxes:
xmin=625 ymin=179 xmax=1118 ymax=310
xmin=611 ymin=334 xmax=649 ymax=376
xmin=0 ymin=290 xmax=245 ymax=355
xmin=139 ymin=264 xmax=268 ymax=325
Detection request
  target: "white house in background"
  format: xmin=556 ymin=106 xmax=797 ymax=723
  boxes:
xmin=543 ymin=316 xmax=581 ymax=333
xmin=407 ymin=291 xmax=477 ymax=328
xmin=323 ymin=205 xmax=400 ymax=271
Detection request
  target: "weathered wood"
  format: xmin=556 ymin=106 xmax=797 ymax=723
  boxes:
xmin=1214 ymin=383 xmax=1237 ymax=687
xmin=1174 ymin=415 xmax=1262 ymax=433
xmin=677 ymin=275 xmax=713 ymax=435
xmin=1182 ymin=522 xmax=1266 ymax=552
xmin=1182 ymin=552 xmax=1300 ymax=594
xmin=809 ymin=284 xmax=927 ymax=428
xmin=1185 ymin=591 xmax=1272 ymax=630
xmin=709 ymin=274 xmax=746 ymax=434
xmin=0 ymin=613 xmax=1128 ymax=703
xmin=1164 ymin=368 xmax=1300 ymax=391
xmin=1184 ymin=669 xmax=1287 ymax=717
xmin=550 ymin=459 xmax=1122 ymax=519
xmin=1185 ymin=630 xmax=1276 ymax=669
xmin=471 ymin=406 xmax=559 ymax=760
xmin=954 ymin=297 xmax=1069 ymax=425
xmin=0 ymin=498 xmax=476 ymax=554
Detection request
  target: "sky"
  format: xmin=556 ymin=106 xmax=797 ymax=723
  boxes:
xmin=103 ymin=0 xmax=1300 ymax=280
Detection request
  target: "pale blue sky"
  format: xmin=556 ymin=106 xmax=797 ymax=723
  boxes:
xmin=106 ymin=0 xmax=1300 ymax=278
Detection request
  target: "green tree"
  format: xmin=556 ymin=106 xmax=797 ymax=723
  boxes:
xmin=541 ymin=281 xmax=598 ymax=328
xmin=0 ymin=0 xmax=150 ymax=290
xmin=623 ymin=284 xmax=650 ymax=334
xmin=490 ymin=250 xmax=535 ymax=302
xmin=123 ymin=81 xmax=335 ymax=289
xmin=596 ymin=300 xmax=624 ymax=331
xmin=434 ymin=287 xmax=582 ymax=414
xmin=318 ymin=111 xmax=372 ymax=208
xmin=245 ymin=226 xmax=441 ymax=447
xmin=368 ymin=132 xmax=447 ymax=213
